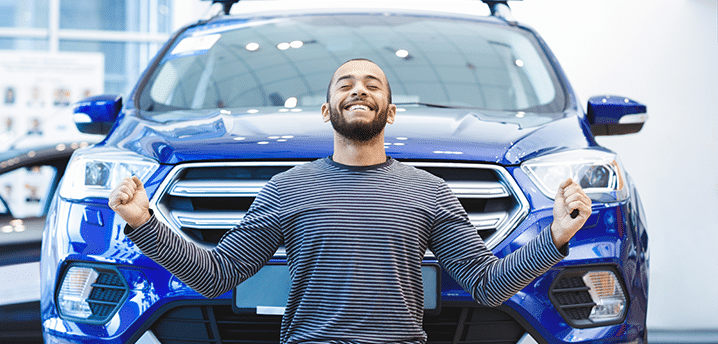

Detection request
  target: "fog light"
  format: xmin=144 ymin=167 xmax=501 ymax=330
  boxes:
xmin=549 ymin=267 xmax=629 ymax=328
xmin=57 ymin=267 xmax=98 ymax=319
xmin=56 ymin=264 xmax=129 ymax=324
xmin=583 ymin=270 xmax=626 ymax=322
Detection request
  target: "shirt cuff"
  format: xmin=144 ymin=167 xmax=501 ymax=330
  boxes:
xmin=124 ymin=210 xmax=161 ymax=253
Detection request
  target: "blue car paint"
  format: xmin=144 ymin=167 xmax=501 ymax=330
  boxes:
xmin=42 ymin=169 xmax=648 ymax=343
xmin=41 ymin=9 xmax=649 ymax=344
xmin=97 ymin=108 xmax=592 ymax=165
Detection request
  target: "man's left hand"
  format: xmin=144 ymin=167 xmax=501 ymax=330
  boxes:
xmin=550 ymin=178 xmax=592 ymax=249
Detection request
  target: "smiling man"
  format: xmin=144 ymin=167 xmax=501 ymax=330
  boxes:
xmin=323 ymin=58 xmax=396 ymax=153
xmin=109 ymin=58 xmax=592 ymax=343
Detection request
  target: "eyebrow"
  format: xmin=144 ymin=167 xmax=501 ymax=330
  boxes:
xmin=335 ymin=74 xmax=384 ymax=85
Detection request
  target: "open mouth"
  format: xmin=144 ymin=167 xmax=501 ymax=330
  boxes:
xmin=344 ymin=104 xmax=373 ymax=112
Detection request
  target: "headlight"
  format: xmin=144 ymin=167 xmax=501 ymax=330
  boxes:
xmin=59 ymin=148 xmax=159 ymax=200
xmin=521 ymin=149 xmax=628 ymax=203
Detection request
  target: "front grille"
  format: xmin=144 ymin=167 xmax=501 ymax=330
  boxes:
xmin=148 ymin=304 xmax=528 ymax=344
xmin=151 ymin=305 xmax=280 ymax=343
xmin=424 ymin=306 xmax=527 ymax=344
xmin=152 ymin=162 xmax=528 ymax=251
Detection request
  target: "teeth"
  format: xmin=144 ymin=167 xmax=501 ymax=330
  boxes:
xmin=348 ymin=105 xmax=369 ymax=111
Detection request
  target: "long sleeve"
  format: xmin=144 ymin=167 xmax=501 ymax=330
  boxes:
xmin=429 ymin=181 xmax=566 ymax=307
xmin=125 ymin=179 xmax=283 ymax=299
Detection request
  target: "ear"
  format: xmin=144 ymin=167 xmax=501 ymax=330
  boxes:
xmin=321 ymin=103 xmax=331 ymax=123
xmin=386 ymin=104 xmax=397 ymax=125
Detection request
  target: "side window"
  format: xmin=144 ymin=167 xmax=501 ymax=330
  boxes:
xmin=0 ymin=165 xmax=57 ymax=219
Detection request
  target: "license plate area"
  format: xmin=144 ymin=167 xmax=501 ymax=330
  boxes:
xmin=233 ymin=263 xmax=440 ymax=315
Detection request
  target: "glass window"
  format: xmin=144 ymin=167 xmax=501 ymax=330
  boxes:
xmin=0 ymin=164 xmax=57 ymax=246
xmin=60 ymin=40 xmax=125 ymax=74
xmin=0 ymin=165 xmax=57 ymax=219
xmin=60 ymin=40 xmax=138 ymax=94
xmin=139 ymin=14 xmax=566 ymax=114
xmin=60 ymin=0 xmax=172 ymax=33
xmin=1 ymin=0 xmax=171 ymax=97
xmin=0 ymin=0 xmax=49 ymax=28
xmin=0 ymin=38 xmax=48 ymax=51
xmin=60 ymin=0 xmax=127 ymax=31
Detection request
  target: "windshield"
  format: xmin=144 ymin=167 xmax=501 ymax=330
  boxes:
xmin=138 ymin=14 xmax=566 ymax=114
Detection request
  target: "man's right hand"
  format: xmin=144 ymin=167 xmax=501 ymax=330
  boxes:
xmin=109 ymin=176 xmax=151 ymax=229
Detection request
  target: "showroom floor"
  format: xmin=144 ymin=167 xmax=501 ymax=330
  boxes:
xmin=648 ymin=330 xmax=718 ymax=344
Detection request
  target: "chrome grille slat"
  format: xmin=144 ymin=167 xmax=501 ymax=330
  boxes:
xmin=172 ymin=210 xmax=247 ymax=229
xmin=170 ymin=180 xmax=266 ymax=197
xmin=447 ymin=181 xmax=509 ymax=198
xmin=169 ymin=180 xmax=508 ymax=199
xmin=173 ymin=211 xmax=506 ymax=231
xmin=468 ymin=212 xmax=507 ymax=230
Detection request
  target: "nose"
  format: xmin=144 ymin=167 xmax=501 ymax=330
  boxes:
xmin=350 ymin=82 xmax=368 ymax=98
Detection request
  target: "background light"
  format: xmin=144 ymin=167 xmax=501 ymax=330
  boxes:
xmin=245 ymin=42 xmax=259 ymax=51
xmin=284 ymin=97 xmax=298 ymax=108
xmin=277 ymin=42 xmax=290 ymax=50
xmin=395 ymin=49 xmax=409 ymax=58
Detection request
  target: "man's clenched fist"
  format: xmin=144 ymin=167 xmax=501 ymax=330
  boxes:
xmin=550 ymin=178 xmax=592 ymax=249
xmin=108 ymin=176 xmax=151 ymax=229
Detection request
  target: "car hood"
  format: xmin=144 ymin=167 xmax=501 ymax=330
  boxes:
xmin=105 ymin=106 xmax=592 ymax=165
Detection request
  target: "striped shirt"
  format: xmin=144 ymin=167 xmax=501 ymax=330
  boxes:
xmin=126 ymin=157 xmax=566 ymax=344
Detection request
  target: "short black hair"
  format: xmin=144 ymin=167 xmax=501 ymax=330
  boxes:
xmin=326 ymin=58 xmax=392 ymax=104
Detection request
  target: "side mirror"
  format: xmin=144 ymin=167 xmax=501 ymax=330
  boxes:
xmin=73 ymin=94 xmax=122 ymax=135
xmin=587 ymin=95 xmax=647 ymax=136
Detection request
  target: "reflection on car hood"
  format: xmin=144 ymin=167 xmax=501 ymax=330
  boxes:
xmin=105 ymin=106 xmax=591 ymax=165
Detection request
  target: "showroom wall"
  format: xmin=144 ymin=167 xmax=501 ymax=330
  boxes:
xmin=0 ymin=0 xmax=178 ymax=156
xmin=510 ymin=0 xmax=718 ymax=331
xmin=170 ymin=0 xmax=718 ymax=333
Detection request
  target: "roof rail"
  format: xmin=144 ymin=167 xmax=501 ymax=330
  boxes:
xmin=201 ymin=0 xmax=240 ymax=15
xmin=482 ymin=1 xmax=519 ymax=24
xmin=202 ymin=1 xmax=518 ymax=22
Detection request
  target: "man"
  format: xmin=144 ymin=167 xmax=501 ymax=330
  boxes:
xmin=109 ymin=58 xmax=592 ymax=343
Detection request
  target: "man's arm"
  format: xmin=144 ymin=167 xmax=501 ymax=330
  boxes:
xmin=430 ymin=178 xmax=591 ymax=307
xmin=109 ymin=176 xmax=283 ymax=299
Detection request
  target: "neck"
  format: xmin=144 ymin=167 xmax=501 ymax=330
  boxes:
xmin=331 ymin=131 xmax=387 ymax=166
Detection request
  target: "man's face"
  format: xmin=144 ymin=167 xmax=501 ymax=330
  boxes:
xmin=322 ymin=60 xmax=395 ymax=142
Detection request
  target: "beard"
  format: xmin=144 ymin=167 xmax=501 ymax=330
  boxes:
xmin=329 ymin=105 xmax=388 ymax=142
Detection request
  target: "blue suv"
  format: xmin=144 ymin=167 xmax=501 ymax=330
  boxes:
xmin=41 ymin=1 xmax=649 ymax=343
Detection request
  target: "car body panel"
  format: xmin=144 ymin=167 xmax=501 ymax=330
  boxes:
xmin=101 ymin=108 xmax=592 ymax=165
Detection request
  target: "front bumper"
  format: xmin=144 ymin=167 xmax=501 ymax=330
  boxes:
xmin=41 ymin=192 xmax=648 ymax=344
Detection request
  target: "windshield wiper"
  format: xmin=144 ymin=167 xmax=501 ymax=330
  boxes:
xmin=393 ymin=102 xmax=467 ymax=109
